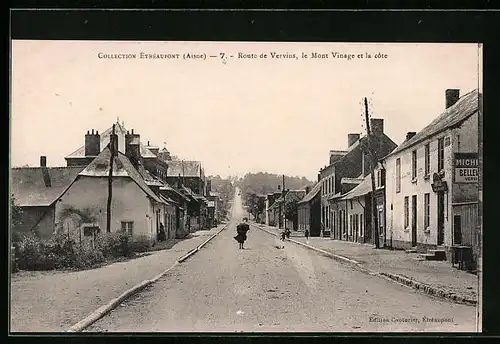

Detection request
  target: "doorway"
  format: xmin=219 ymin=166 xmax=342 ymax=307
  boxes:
xmin=453 ymin=214 xmax=462 ymax=245
xmin=411 ymin=195 xmax=417 ymax=247
xmin=437 ymin=192 xmax=445 ymax=245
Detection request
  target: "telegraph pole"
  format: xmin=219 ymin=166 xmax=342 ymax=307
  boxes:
xmin=477 ymin=88 xmax=483 ymax=332
xmin=282 ymin=175 xmax=286 ymax=229
xmin=106 ymin=124 xmax=116 ymax=233
xmin=364 ymin=97 xmax=380 ymax=248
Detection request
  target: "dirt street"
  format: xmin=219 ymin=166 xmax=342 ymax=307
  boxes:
xmin=87 ymin=191 xmax=476 ymax=332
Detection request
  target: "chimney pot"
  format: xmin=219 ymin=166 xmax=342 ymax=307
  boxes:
xmin=148 ymin=140 xmax=150 ymax=146
xmin=131 ymin=129 xmax=134 ymax=134
xmin=87 ymin=130 xmax=90 ymax=135
xmin=96 ymin=130 xmax=99 ymax=135
xmin=92 ymin=129 xmax=94 ymax=135
xmin=406 ymin=132 xmax=417 ymax=141
xmin=127 ymin=131 xmax=130 ymax=134
xmin=445 ymin=89 xmax=460 ymax=109
xmin=40 ymin=156 xmax=47 ymax=167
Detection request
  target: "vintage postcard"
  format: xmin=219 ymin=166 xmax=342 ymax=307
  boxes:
xmin=10 ymin=40 xmax=482 ymax=333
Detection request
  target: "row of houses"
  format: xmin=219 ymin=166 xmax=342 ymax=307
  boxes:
xmin=270 ymin=89 xmax=481 ymax=270
xmin=11 ymin=120 xmax=225 ymax=244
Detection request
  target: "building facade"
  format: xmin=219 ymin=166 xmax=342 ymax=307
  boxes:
xmin=319 ymin=120 xmax=397 ymax=238
xmin=297 ymin=183 xmax=321 ymax=236
xmin=383 ymin=89 xmax=480 ymax=266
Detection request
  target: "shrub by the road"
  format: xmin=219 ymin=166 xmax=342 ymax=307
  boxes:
xmin=14 ymin=231 xmax=153 ymax=271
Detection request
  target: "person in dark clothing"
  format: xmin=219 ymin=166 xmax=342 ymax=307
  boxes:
xmin=285 ymin=228 xmax=291 ymax=239
xmin=305 ymin=229 xmax=309 ymax=240
xmin=158 ymin=223 xmax=166 ymax=242
xmin=234 ymin=222 xmax=250 ymax=249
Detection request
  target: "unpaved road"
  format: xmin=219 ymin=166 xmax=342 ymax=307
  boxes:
xmin=87 ymin=190 xmax=476 ymax=332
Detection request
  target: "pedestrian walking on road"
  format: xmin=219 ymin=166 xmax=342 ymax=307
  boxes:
xmin=234 ymin=222 xmax=250 ymax=249
xmin=305 ymin=229 xmax=309 ymax=241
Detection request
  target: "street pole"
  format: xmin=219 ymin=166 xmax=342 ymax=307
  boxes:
xmin=476 ymin=88 xmax=483 ymax=332
xmin=106 ymin=124 xmax=116 ymax=233
xmin=282 ymin=175 xmax=286 ymax=229
xmin=364 ymin=97 xmax=380 ymax=248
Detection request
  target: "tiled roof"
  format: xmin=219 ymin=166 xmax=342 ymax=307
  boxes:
xmin=78 ymin=146 xmax=163 ymax=204
xmin=385 ymin=89 xmax=480 ymax=158
xmin=11 ymin=166 xmax=84 ymax=207
xmin=327 ymin=192 xmax=343 ymax=201
xmin=342 ymin=174 xmax=373 ymax=200
xmin=65 ymin=121 xmax=156 ymax=159
xmin=167 ymin=160 xmax=203 ymax=178
xmin=159 ymin=183 xmax=191 ymax=203
xmin=298 ymin=183 xmax=321 ymax=204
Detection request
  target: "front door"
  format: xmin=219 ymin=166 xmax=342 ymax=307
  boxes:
xmin=411 ymin=195 xmax=417 ymax=247
xmin=437 ymin=192 xmax=445 ymax=245
xmin=453 ymin=214 xmax=462 ymax=245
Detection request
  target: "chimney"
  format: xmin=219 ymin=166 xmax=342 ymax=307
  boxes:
xmin=305 ymin=186 xmax=311 ymax=194
xmin=177 ymin=173 xmax=182 ymax=189
xmin=85 ymin=129 xmax=101 ymax=156
xmin=317 ymin=173 xmax=321 ymax=182
xmin=406 ymin=132 xmax=417 ymax=141
xmin=348 ymin=133 xmax=360 ymax=147
xmin=446 ymin=89 xmax=460 ymax=109
xmin=370 ymin=118 xmax=384 ymax=136
xmin=146 ymin=141 xmax=160 ymax=157
xmin=109 ymin=124 xmax=119 ymax=155
xmin=125 ymin=129 xmax=141 ymax=165
xmin=40 ymin=156 xmax=51 ymax=187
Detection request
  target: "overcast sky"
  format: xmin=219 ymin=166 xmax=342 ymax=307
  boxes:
xmin=11 ymin=41 xmax=480 ymax=181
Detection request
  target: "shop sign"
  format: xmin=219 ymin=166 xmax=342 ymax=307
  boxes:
xmin=454 ymin=153 xmax=479 ymax=183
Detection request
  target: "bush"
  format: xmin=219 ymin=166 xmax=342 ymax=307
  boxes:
xmin=128 ymin=235 xmax=152 ymax=253
xmin=74 ymin=241 xmax=105 ymax=268
xmin=14 ymin=230 xmax=153 ymax=272
xmin=96 ymin=231 xmax=132 ymax=258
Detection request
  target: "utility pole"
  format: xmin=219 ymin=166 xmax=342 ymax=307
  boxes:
xmin=477 ymin=88 xmax=483 ymax=332
xmin=282 ymin=175 xmax=286 ymax=229
xmin=364 ymin=97 xmax=380 ymax=248
xmin=106 ymin=124 xmax=116 ymax=233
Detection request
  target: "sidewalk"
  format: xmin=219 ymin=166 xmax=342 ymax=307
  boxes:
xmin=10 ymin=225 xmax=224 ymax=332
xmin=256 ymin=224 xmax=478 ymax=306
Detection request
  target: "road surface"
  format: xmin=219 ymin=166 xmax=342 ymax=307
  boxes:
xmin=86 ymin=188 xmax=476 ymax=332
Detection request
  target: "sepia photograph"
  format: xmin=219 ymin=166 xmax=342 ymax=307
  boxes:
xmin=9 ymin=40 xmax=482 ymax=333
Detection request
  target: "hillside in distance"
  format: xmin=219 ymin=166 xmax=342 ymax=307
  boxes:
xmin=235 ymin=172 xmax=314 ymax=198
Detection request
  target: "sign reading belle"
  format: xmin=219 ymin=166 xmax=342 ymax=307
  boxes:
xmin=454 ymin=153 xmax=479 ymax=183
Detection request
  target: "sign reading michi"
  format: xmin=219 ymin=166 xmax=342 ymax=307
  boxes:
xmin=454 ymin=153 xmax=479 ymax=183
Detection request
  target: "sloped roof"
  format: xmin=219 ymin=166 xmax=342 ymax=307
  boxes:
xmin=320 ymin=130 xmax=396 ymax=175
xmin=298 ymin=183 xmax=321 ymax=204
xmin=137 ymin=164 xmax=164 ymax=187
xmin=385 ymin=89 xmax=480 ymax=158
xmin=342 ymin=174 xmax=373 ymax=200
xmin=159 ymin=183 xmax=191 ymax=203
xmin=78 ymin=146 xmax=163 ymax=203
xmin=159 ymin=194 xmax=177 ymax=206
xmin=327 ymin=192 xmax=343 ymax=201
xmin=285 ymin=190 xmax=306 ymax=201
xmin=167 ymin=160 xmax=203 ymax=178
xmin=65 ymin=121 xmax=156 ymax=159
xmin=11 ymin=166 xmax=84 ymax=207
